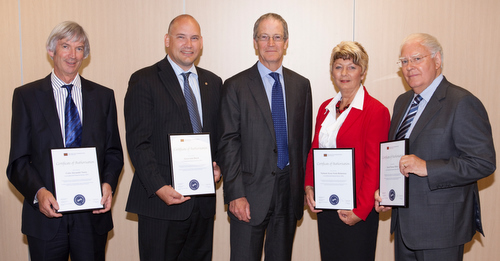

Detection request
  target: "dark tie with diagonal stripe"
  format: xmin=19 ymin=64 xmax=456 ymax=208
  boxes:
xmin=269 ymin=72 xmax=289 ymax=169
xmin=181 ymin=72 xmax=202 ymax=133
xmin=63 ymin=84 xmax=82 ymax=147
xmin=396 ymin=94 xmax=422 ymax=140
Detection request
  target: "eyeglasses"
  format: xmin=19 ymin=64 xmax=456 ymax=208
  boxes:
xmin=256 ymin=34 xmax=285 ymax=42
xmin=397 ymin=54 xmax=433 ymax=67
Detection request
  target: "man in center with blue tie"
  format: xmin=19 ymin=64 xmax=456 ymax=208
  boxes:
xmin=218 ymin=13 xmax=312 ymax=261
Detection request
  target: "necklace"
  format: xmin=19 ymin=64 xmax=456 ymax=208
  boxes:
xmin=336 ymin=100 xmax=350 ymax=114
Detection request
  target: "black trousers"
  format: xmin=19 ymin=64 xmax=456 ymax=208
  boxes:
xmin=230 ymin=167 xmax=297 ymax=261
xmin=317 ymin=208 xmax=379 ymax=261
xmin=27 ymin=213 xmax=108 ymax=261
xmin=138 ymin=199 xmax=214 ymax=261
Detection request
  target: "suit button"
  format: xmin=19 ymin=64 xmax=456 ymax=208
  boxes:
xmin=272 ymin=171 xmax=276 ymax=176
xmin=274 ymin=149 xmax=278 ymax=153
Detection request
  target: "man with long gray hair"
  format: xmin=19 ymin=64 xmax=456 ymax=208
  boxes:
xmin=7 ymin=21 xmax=123 ymax=260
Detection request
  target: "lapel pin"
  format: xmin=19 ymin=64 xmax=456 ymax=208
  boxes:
xmin=205 ymin=82 xmax=208 ymax=85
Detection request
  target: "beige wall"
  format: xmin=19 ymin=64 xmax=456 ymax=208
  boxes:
xmin=1 ymin=0 xmax=498 ymax=260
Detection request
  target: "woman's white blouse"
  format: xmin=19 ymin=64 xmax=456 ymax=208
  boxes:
xmin=318 ymin=85 xmax=365 ymax=148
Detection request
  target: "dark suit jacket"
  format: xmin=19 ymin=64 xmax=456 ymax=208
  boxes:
xmin=390 ymin=77 xmax=496 ymax=249
xmin=7 ymin=74 xmax=124 ymax=240
xmin=125 ymin=55 xmax=222 ymax=220
xmin=219 ymin=62 xmax=312 ymax=225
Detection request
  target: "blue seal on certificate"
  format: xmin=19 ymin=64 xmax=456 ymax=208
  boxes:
xmin=329 ymin=194 xmax=339 ymax=205
xmin=189 ymin=179 xmax=200 ymax=191
xmin=389 ymin=189 xmax=396 ymax=201
xmin=74 ymin=194 xmax=86 ymax=206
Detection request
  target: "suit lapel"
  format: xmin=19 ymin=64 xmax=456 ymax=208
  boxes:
xmin=247 ymin=64 xmax=275 ymax=140
xmin=157 ymin=57 xmax=192 ymax=128
xmin=409 ymin=79 xmax=447 ymax=146
xmin=389 ymin=92 xmax=414 ymax=139
xmin=35 ymin=75 xmax=64 ymax=147
xmin=81 ymin=77 xmax=96 ymax=146
xmin=197 ymin=69 xmax=213 ymax=132
xmin=339 ymin=108 xmax=362 ymax=138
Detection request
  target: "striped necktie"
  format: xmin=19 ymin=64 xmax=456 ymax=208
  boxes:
xmin=395 ymin=94 xmax=423 ymax=140
xmin=181 ymin=72 xmax=202 ymax=133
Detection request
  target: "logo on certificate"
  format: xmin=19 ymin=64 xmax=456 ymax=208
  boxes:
xmin=74 ymin=194 xmax=86 ymax=206
xmin=329 ymin=194 xmax=339 ymax=205
xmin=389 ymin=189 xmax=396 ymax=201
xmin=189 ymin=179 xmax=200 ymax=190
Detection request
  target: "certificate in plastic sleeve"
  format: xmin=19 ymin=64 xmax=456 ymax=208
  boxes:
xmin=379 ymin=139 xmax=409 ymax=207
xmin=51 ymin=147 xmax=103 ymax=213
xmin=313 ymin=148 xmax=356 ymax=210
xmin=169 ymin=133 xmax=215 ymax=196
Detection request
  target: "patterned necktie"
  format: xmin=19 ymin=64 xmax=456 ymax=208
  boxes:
xmin=181 ymin=72 xmax=202 ymax=133
xmin=63 ymin=84 xmax=82 ymax=147
xmin=270 ymin=72 xmax=289 ymax=169
xmin=395 ymin=94 xmax=423 ymax=140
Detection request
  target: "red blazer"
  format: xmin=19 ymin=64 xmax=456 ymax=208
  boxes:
xmin=305 ymin=87 xmax=390 ymax=220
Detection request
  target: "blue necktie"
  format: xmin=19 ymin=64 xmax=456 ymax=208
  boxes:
xmin=181 ymin=72 xmax=202 ymax=133
xmin=270 ymin=72 xmax=289 ymax=169
xmin=396 ymin=94 xmax=423 ymax=140
xmin=63 ymin=84 xmax=82 ymax=147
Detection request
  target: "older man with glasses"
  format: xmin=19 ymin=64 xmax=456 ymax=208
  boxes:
xmin=375 ymin=33 xmax=496 ymax=261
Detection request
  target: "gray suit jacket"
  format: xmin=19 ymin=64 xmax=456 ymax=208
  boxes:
xmin=389 ymin=77 xmax=495 ymax=249
xmin=219 ymin=62 xmax=312 ymax=225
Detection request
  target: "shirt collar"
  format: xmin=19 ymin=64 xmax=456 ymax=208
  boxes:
xmin=167 ymin=55 xmax=198 ymax=77
xmin=325 ymin=85 xmax=365 ymax=112
xmin=257 ymin=61 xmax=283 ymax=79
xmin=417 ymin=74 xmax=443 ymax=102
xmin=50 ymin=70 xmax=81 ymax=90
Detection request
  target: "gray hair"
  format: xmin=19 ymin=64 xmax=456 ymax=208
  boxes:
xmin=46 ymin=21 xmax=90 ymax=58
xmin=401 ymin=33 xmax=443 ymax=67
xmin=253 ymin=13 xmax=288 ymax=41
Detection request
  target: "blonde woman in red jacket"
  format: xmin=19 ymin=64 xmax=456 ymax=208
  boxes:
xmin=305 ymin=41 xmax=390 ymax=260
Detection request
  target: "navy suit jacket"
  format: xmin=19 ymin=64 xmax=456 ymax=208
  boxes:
xmin=7 ymin=74 xmax=124 ymax=240
xmin=389 ymin=77 xmax=496 ymax=249
xmin=125 ymin=56 xmax=222 ymax=220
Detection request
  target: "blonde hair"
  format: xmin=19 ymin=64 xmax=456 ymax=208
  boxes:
xmin=330 ymin=41 xmax=369 ymax=76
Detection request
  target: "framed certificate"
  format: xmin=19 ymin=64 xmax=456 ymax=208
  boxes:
xmin=51 ymin=147 xmax=103 ymax=213
xmin=169 ymin=133 xmax=215 ymax=196
xmin=379 ymin=139 xmax=409 ymax=207
xmin=313 ymin=148 xmax=356 ymax=210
